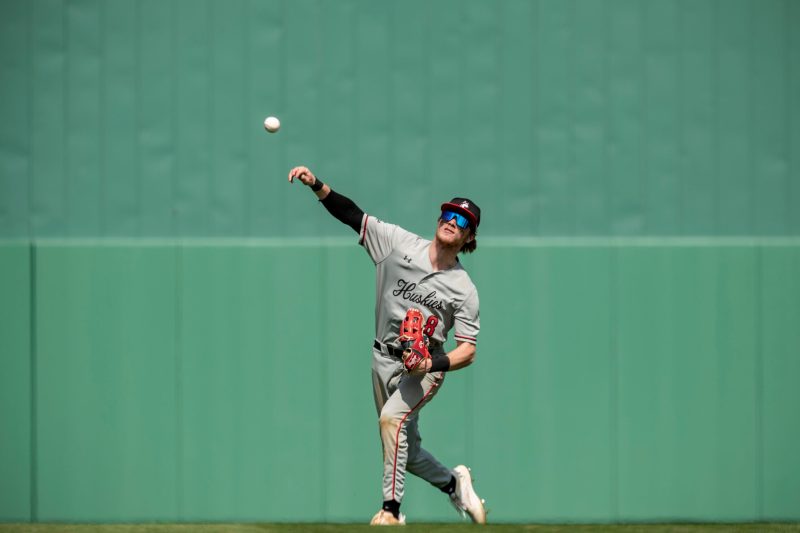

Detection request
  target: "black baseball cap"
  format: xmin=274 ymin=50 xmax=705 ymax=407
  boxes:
xmin=440 ymin=197 xmax=481 ymax=229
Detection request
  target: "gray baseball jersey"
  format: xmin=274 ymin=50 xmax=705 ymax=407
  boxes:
xmin=359 ymin=214 xmax=480 ymax=352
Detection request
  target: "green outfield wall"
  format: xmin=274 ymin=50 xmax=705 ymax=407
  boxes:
xmin=1 ymin=0 xmax=800 ymax=525
xmin=1 ymin=0 xmax=799 ymax=239
xmin=1 ymin=240 xmax=799 ymax=523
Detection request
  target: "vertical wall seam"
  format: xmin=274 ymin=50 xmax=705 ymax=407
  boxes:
xmin=243 ymin=1 xmax=251 ymax=237
xmin=208 ymin=0 xmax=216 ymax=237
xmin=609 ymin=243 xmax=619 ymax=520
xmin=318 ymin=246 xmax=329 ymax=520
xmin=99 ymin=1 xmax=106 ymax=237
xmin=639 ymin=1 xmax=647 ymax=235
xmin=388 ymin=3 xmax=396 ymax=223
xmin=532 ymin=0 xmax=540 ymax=234
xmin=27 ymin=0 xmax=35 ymax=242
xmin=497 ymin=0 xmax=505 ymax=235
xmin=172 ymin=0 xmax=184 ymax=498
xmin=171 ymin=1 xmax=179 ymax=239
xmin=712 ymin=0 xmax=720 ymax=235
xmin=603 ymin=1 xmax=611 ymax=236
xmin=747 ymin=0 xmax=755 ymax=234
xmin=784 ymin=0 xmax=792 ymax=235
xmin=27 ymin=2 xmax=37 ymax=518
xmin=425 ymin=0 xmax=433 ymax=211
xmin=134 ymin=0 xmax=142 ymax=236
xmin=677 ymin=0 xmax=684 ymax=236
xmin=755 ymin=243 xmax=764 ymax=518
xmin=63 ymin=3 xmax=70 ymax=237
xmin=568 ymin=0 xmax=576 ymax=236
xmin=28 ymin=242 xmax=38 ymax=522
xmin=278 ymin=0 xmax=287 ymax=237
xmin=714 ymin=244 xmax=723 ymax=507
xmin=314 ymin=1 xmax=322 ymax=235
xmin=174 ymin=243 xmax=184 ymax=519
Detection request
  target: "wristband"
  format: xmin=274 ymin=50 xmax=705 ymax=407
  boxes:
xmin=429 ymin=355 xmax=450 ymax=373
xmin=311 ymin=178 xmax=324 ymax=192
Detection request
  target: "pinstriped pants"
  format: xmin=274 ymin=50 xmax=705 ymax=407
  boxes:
xmin=371 ymin=347 xmax=453 ymax=503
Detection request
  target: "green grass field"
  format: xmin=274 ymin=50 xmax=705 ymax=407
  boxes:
xmin=2 ymin=524 xmax=799 ymax=533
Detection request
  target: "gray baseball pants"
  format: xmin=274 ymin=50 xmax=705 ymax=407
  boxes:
xmin=371 ymin=346 xmax=453 ymax=503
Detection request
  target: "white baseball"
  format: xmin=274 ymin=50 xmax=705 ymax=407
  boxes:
xmin=263 ymin=116 xmax=280 ymax=133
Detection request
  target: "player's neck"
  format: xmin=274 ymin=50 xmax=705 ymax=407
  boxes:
xmin=429 ymin=240 xmax=459 ymax=271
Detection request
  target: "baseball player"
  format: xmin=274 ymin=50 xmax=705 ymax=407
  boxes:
xmin=288 ymin=166 xmax=486 ymax=525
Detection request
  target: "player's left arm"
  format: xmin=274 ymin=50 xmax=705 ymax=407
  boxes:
xmin=446 ymin=341 xmax=477 ymax=371
xmin=412 ymin=341 xmax=475 ymax=375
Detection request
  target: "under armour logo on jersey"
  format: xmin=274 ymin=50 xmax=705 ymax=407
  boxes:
xmin=403 ymin=255 xmax=412 ymax=263
xmin=460 ymin=201 xmax=470 ymax=209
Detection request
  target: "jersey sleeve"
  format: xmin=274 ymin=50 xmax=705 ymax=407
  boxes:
xmin=359 ymin=214 xmax=417 ymax=264
xmin=453 ymin=288 xmax=480 ymax=345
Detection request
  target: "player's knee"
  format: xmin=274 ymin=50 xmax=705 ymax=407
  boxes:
xmin=379 ymin=412 xmax=401 ymax=432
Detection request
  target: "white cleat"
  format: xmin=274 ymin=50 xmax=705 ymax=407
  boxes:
xmin=449 ymin=465 xmax=487 ymax=524
xmin=370 ymin=509 xmax=406 ymax=526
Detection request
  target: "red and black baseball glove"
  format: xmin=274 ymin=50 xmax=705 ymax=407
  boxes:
xmin=398 ymin=308 xmax=430 ymax=373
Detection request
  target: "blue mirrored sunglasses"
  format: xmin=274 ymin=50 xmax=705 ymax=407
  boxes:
xmin=441 ymin=210 xmax=471 ymax=229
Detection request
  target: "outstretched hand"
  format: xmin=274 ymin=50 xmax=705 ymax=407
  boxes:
xmin=288 ymin=166 xmax=317 ymax=187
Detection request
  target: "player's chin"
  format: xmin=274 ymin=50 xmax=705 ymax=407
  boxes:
xmin=437 ymin=232 xmax=463 ymax=249
xmin=436 ymin=230 xmax=453 ymax=243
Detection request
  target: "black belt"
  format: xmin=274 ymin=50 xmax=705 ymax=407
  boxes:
xmin=374 ymin=339 xmax=442 ymax=357
xmin=374 ymin=340 xmax=404 ymax=358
